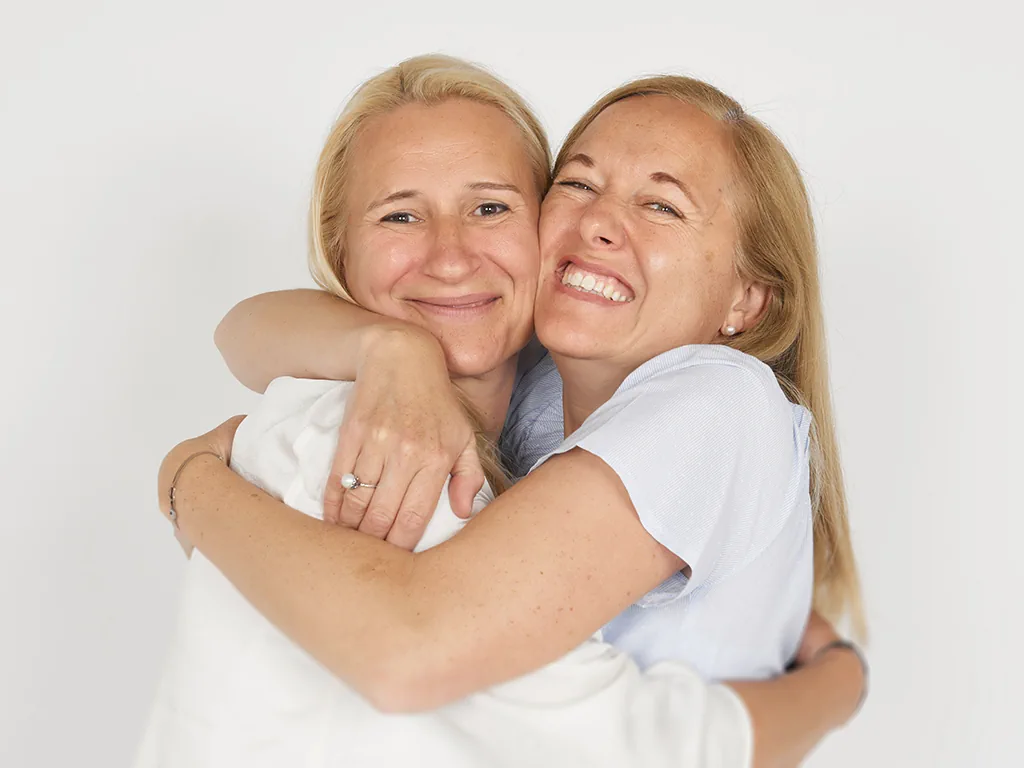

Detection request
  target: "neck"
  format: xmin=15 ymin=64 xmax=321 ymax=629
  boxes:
xmin=551 ymin=354 xmax=635 ymax=436
xmin=451 ymin=355 xmax=519 ymax=440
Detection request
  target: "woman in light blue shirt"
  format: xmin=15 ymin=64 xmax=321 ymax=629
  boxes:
xmin=161 ymin=71 xmax=862 ymax=713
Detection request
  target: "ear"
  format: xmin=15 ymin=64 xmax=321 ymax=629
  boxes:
xmin=720 ymin=280 xmax=771 ymax=337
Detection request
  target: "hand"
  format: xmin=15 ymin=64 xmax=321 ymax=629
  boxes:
xmin=795 ymin=610 xmax=868 ymax=720
xmin=795 ymin=610 xmax=841 ymax=666
xmin=322 ymin=327 xmax=486 ymax=551
xmin=157 ymin=415 xmax=246 ymax=526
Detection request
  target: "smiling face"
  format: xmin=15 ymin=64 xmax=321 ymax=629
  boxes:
xmin=535 ymin=95 xmax=767 ymax=372
xmin=343 ymin=98 xmax=541 ymax=378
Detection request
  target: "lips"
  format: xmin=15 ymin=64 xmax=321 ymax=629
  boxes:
xmin=406 ymin=293 xmax=501 ymax=317
xmin=410 ymin=293 xmax=500 ymax=309
xmin=555 ymin=258 xmax=636 ymax=303
xmin=557 ymin=258 xmax=633 ymax=291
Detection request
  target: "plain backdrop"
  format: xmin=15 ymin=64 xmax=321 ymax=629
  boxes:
xmin=2 ymin=1 xmax=1021 ymax=766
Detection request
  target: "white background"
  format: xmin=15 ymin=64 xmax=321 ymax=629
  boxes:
xmin=2 ymin=1 xmax=1020 ymax=766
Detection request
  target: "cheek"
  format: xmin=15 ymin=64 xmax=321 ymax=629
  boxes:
xmin=539 ymin=197 xmax=580 ymax=259
xmin=645 ymin=241 xmax=731 ymax=314
xmin=468 ymin=220 xmax=541 ymax=284
xmin=344 ymin=233 xmax=423 ymax=307
xmin=506 ymin=227 xmax=542 ymax=280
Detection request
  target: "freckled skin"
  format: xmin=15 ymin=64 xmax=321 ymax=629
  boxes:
xmin=535 ymin=95 xmax=758 ymax=373
xmin=342 ymin=99 xmax=542 ymax=379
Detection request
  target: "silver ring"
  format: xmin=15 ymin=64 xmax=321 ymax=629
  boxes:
xmin=340 ymin=472 xmax=377 ymax=490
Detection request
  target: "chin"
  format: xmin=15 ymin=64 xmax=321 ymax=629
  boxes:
xmin=442 ymin=345 xmax=511 ymax=379
xmin=535 ymin=320 xmax=608 ymax=361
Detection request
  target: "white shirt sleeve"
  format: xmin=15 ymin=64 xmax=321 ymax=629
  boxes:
xmin=446 ymin=636 xmax=754 ymax=768
xmin=138 ymin=373 xmax=756 ymax=768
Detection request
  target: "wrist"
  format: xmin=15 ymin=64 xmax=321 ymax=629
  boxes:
xmin=357 ymin=323 xmax=445 ymax=374
xmin=165 ymin=451 xmax=224 ymax=531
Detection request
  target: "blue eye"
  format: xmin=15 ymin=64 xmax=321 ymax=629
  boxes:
xmin=647 ymin=201 xmax=682 ymax=218
xmin=381 ymin=211 xmax=420 ymax=224
xmin=474 ymin=202 xmax=509 ymax=217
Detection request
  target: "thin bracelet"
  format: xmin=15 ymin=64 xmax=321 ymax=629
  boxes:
xmin=168 ymin=451 xmax=223 ymax=529
xmin=811 ymin=639 xmax=870 ymax=717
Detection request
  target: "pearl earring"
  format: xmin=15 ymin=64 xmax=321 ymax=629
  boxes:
xmin=725 ymin=326 xmax=737 ymax=336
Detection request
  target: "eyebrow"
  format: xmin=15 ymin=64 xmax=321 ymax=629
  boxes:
xmin=367 ymin=181 xmax=524 ymax=212
xmin=367 ymin=190 xmax=418 ymax=211
xmin=561 ymin=155 xmax=701 ymax=210
xmin=467 ymin=181 xmax=524 ymax=196
xmin=560 ymin=152 xmax=595 ymax=168
xmin=649 ymin=171 xmax=701 ymax=210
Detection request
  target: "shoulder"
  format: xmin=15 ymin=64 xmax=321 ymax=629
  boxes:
xmin=502 ymin=352 xmax=564 ymax=479
xmin=508 ymin=352 xmax=561 ymax=417
xmin=592 ymin=345 xmax=792 ymax=436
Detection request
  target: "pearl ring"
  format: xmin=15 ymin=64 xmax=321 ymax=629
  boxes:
xmin=340 ymin=473 xmax=378 ymax=490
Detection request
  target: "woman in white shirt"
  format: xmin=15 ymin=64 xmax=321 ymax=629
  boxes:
xmin=153 ymin=55 xmax=865 ymax=765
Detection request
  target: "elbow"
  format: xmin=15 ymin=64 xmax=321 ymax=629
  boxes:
xmin=345 ymin=631 xmax=465 ymax=714
xmin=212 ymin=308 xmax=233 ymax=357
xmin=362 ymin=675 xmax=436 ymax=715
xmin=214 ymin=299 xmax=270 ymax=393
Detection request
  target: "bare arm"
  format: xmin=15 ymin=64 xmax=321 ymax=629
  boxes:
xmin=160 ymin=425 xmax=683 ymax=713
xmin=214 ymin=289 xmax=485 ymax=530
xmin=730 ymin=637 xmax=865 ymax=768
xmin=162 ymin=421 xmax=864 ymax=766
xmin=215 ymin=289 xmax=412 ymax=393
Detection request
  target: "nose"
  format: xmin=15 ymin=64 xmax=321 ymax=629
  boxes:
xmin=578 ymin=196 xmax=625 ymax=250
xmin=422 ymin=216 xmax=481 ymax=283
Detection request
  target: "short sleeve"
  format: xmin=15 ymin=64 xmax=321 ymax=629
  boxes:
xmin=561 ymin=358 xmax=800 ymax=601
xmin=500 ymin=352 xmax=564 ymax=479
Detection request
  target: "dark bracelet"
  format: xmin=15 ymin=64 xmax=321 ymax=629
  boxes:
xmin=810 ymin=639 xmax=869 ymax=717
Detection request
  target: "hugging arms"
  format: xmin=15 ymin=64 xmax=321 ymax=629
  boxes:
xmin=146 ymin=55 xmax=866 ymax=768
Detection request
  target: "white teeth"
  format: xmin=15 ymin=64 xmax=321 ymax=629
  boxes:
xmin=560 ymin=264 xmax=633 ymax=303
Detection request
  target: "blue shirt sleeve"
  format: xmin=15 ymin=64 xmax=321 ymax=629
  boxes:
xmin=499 ymin=352 xmax=564 ymax=480
xmin=539 ymin=348 xmax=809 ymax=601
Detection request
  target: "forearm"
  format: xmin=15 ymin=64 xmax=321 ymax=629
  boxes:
xmin=172 ymin=454 xmax=430 ymax=709
xmin=165 ymin=446 xmax=682 ymax=715
xmin=728 ymin=649 xmax=863 ymax=768
xmin=214 ymin=289 xmax=419 ymax=392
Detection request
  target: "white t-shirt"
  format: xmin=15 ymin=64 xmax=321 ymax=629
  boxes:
xmin=136 ymin=377 xmax=753 ymax=768
xmin=511 ymin=345 xmax=815 ymax=680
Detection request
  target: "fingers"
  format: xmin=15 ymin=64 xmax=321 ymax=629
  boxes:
xmin=210 ymin=415 xmax=247 ymax=463
xmin=336 ymin=451 xmax=384 ymax=529
xmin=384 ymin=464 xmax=451 ymax=551
xmin=324 ymin=421 xmax=363 ymax=524
xmin=447 ymin=440 xmax=487 ymax=519
xmin=796 ymin=609 xmax=840 ymax=665
xmin=356 ymin=462 xmax=409 ymax=540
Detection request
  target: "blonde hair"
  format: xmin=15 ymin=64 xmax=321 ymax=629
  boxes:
xmin=309 ymin=54 xmax=552 ymax=495
xmin=309 ymin=54 xmax=551 ymax=299
xmin=557 ymin=77 xmax=864 ymax=635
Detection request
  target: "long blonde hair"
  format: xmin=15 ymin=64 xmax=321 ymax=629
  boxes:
xmin=557 ymin=77 xmax=864 ymax=635
xmin=308 ymin=55 xmax=552 ymax=495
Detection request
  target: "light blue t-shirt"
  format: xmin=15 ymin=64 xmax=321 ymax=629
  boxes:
xmin=500 ymin=344 xmax=814 ymax=681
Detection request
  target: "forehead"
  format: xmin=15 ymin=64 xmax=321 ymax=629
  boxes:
xmin=348 ymin=99 xmax=534 ymax=190
xmin=573 ymin=95 xmax=736 ymax=191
